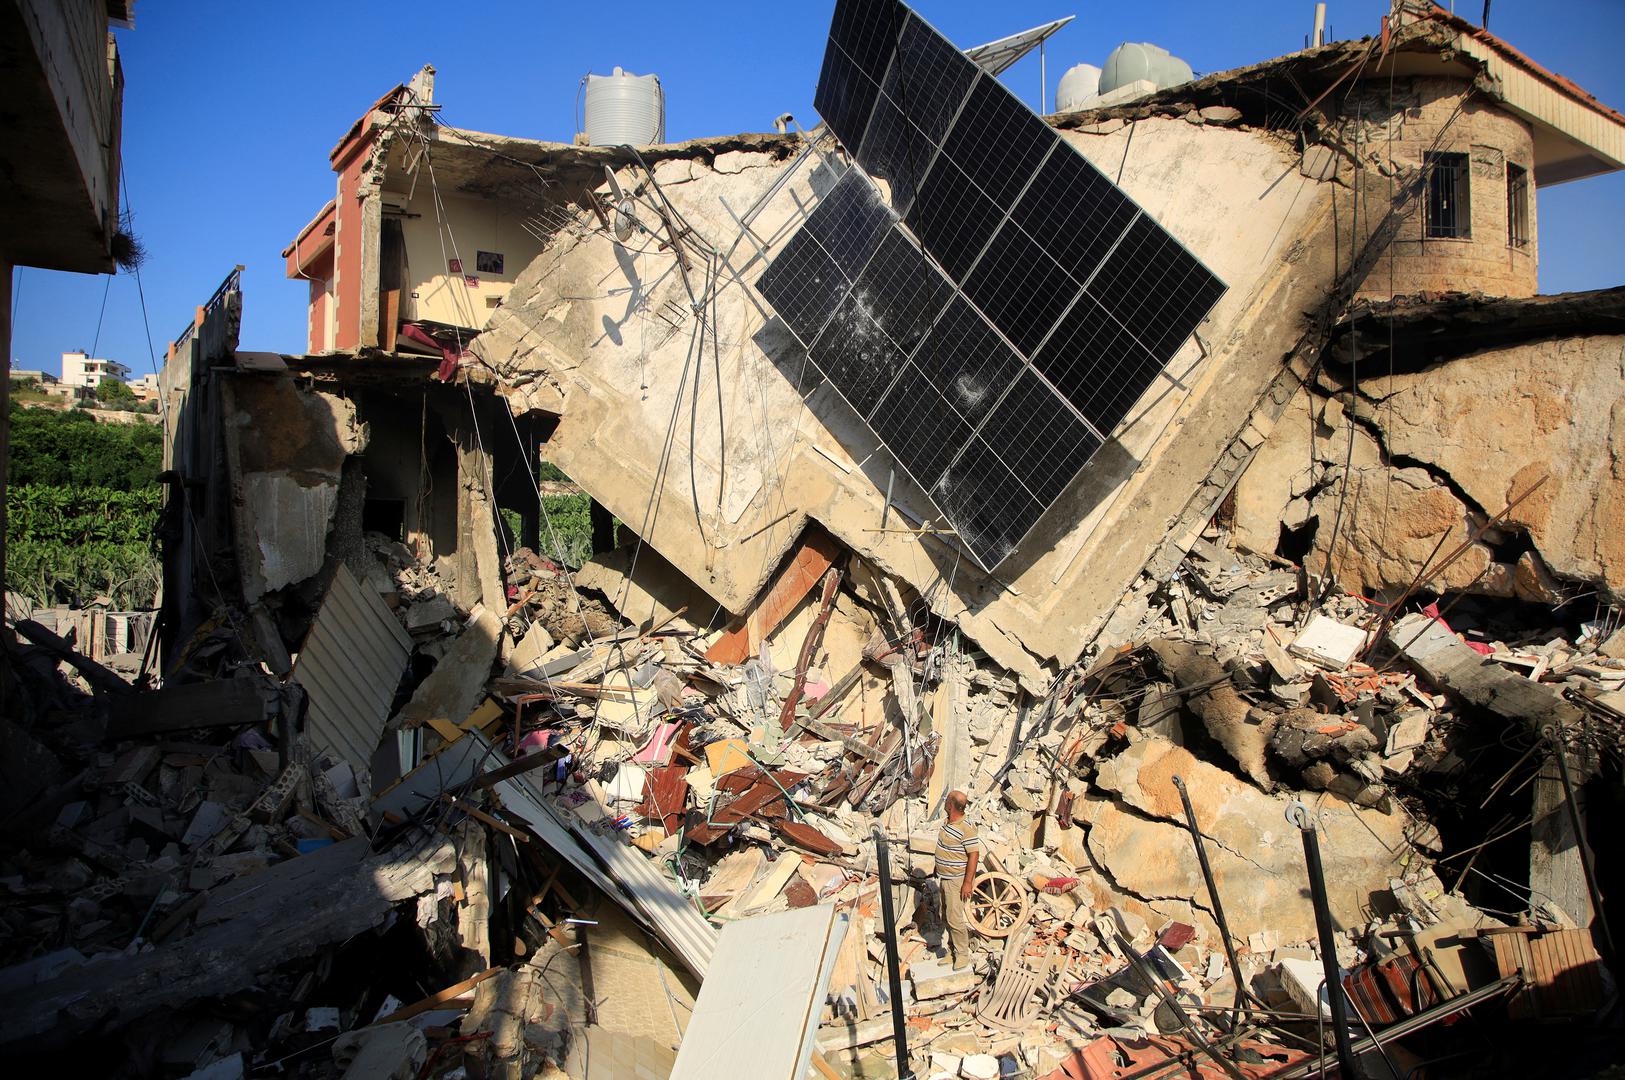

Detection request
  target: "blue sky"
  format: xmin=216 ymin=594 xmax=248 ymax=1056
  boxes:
xmin=11 ymin=0 xmax=1624 ymax=379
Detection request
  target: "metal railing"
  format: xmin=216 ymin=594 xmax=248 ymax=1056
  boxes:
xmin=173 ymin=264 xmax=245 ymax=349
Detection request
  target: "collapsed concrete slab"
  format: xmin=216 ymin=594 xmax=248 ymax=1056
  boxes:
xmin=221 ymin=376 xmax=363 ymax=602
xmin=1084 ymin=736 xmax=1416 ymax=942
xmin=0 ymin=834 xmax=456 ymax=1049
xmin=1232 ymin=289 xmax=1625 ymax=604
xmin=475 ymin=112 xmax=1344 ymax=689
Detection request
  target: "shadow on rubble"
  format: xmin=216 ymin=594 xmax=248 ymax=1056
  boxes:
xmin=753 ymin=317 xmax=1139 ymax=599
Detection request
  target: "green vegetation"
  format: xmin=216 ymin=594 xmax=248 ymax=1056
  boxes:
xmin=6 ymin=406 xmax=163 ymax=609
xmin=8 ymin=405 xmax=163 ymax=489
xmin=540 ymin=493 xmax=594 ymax=566
xmin=497 ymin=494 xmax=595 ymax=568
xmin=96 ymin=378 xmax=137 ymax=407
xmin=9 ymin=378 xmax=53 ymax=406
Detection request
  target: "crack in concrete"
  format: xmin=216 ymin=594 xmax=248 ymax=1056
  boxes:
xmin=1313 ymin=382 xmax=1493 ymax=521
xmin=1098 ymin=792 xmax=1277 ymax=877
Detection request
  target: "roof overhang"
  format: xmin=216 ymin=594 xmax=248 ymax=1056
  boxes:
xmin=1398 ymin=3 xmax=1625 ymax=185
xmin=283 ymin=199 xmax=336 ymax=278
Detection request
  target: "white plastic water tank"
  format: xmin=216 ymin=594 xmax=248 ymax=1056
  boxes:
xmin=1056 ymin=63 xmax=1103 ymax=112
xmin=584 ymin=67 xmax=665 ymax=147
xmin=1099 ymin=43 xmax=1194 ymax=95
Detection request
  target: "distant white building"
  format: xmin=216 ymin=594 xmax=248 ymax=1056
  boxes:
xmin=61 ymin=350 xmax=131 ymax=388
xmin=129 ymin=372 xmax=160 ymax=402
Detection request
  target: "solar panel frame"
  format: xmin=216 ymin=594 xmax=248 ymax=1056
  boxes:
xmin=904 ymin=152 xmax=1006 ymax=283
xmin=933 ymin=438 xmax=1043 ymax=570
xmin=913 ymin=294 xmax=1024 ymax=424
xmin=1011 ymin=149 xmax=1140 ymax=291
xmin=869 ymin=360 xmax=975 ymax=491
xmin=938 ymin=75 xmax=1056 ymax=214
xmin=804 ymin=165 xmax=896 ymax=272
xmin=813 ymin=44 xmax=882 ymax=154
xmin=851 ymin=226 xmax=952 ymax=357
xmin=975 ymin=368 xmax=1104 ymax=508
xmin=880 ymin=11 xmax=979 ymax=146
xmin=827 ymin=0 xmax=903 ymax=85
xmin=1032 ymin=290 xmax=1169 ymax=433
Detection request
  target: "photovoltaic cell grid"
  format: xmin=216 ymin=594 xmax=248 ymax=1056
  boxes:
xmin=768 ymin=0 xmax=1227 ymax=569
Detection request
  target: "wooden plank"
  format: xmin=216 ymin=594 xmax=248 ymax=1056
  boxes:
xmin=377 ymin=967 xmax=501 ymax=1023
xmin=1494 ymin=928 xmax=1604 ymax=1020
xmin=706 ymin=527 xmax=842 ymax=665
xmin=441 ymin=794 xmax=530 ymax=842
xmin=792 ymin=715 xmax=884 ymax=762
xmin=778 ymin=567 xmax=843 ymax=730
xmin=1530 ymin=750 xmax=1594 ymax=928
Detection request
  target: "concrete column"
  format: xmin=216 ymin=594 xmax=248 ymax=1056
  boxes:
xmin=358 ymin=191 xmax=382 ymax=349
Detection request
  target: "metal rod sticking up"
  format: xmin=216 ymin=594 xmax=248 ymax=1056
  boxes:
xmin=1112 ymin=933 xmax=1248 ymax=1080
xmin=1288 ymin=801 xmax=1363 ymax=1078
xmin=1172 ymin=775 xmax=1253 ymax=1029
xmin=872 ymin=826 xmax=913 ymax=1079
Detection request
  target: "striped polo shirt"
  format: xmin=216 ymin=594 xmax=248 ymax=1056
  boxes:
xmin=934 ymin=819 xmax=980 ymax=878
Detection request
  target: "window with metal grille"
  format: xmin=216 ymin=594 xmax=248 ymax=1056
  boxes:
xmin=1507 ymin=163 xmax=1531 ymax=248
xmin=1424 ymin=151 xmax=1471 ymax=239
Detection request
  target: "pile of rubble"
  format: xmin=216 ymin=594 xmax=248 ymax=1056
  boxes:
xmin=1 ymin=518 xmax=1619 ymax=1078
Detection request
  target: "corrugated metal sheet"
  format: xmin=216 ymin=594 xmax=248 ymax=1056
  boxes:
xmin=371 ymin=733 xmax=718 ymax=978
xmin=293 ymin=564 xmax=412 ymax=786
xmin=560 ymin=786 xmax=718 ymax=977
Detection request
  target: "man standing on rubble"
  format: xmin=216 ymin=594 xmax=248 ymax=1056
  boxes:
xmin=935 ymin=789 xmax=980 ymax=969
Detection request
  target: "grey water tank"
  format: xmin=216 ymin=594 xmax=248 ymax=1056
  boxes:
xmin=1099 ymin=43 xmax=1194 ymax=95
xmin=584 ymin=67 xmax=666 ymax=146
xmin=1056 ymin=63 xmax=1103 ymax=112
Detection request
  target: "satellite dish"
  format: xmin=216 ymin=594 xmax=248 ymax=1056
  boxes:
xmin=603 ymin=166 xmax=638 ymax=242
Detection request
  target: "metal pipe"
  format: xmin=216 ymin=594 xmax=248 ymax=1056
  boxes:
xmin=1040 ymin=40 xmax=1048 ymax=114
xmin=1544 ymin=726 xmax=1615 ymax=961
xmin=1173 ymin=775 xmax=1252 ymax=1029
xmin=1265 ymin=975 xmax=1522 ymax=1079
xmin=1113 ymin=933 xmax=1248 ymax=1080
xmin=1288 ymin=803 xmax=1362 ymax=1078
xmin=872 ymin=827 xmax=912 ymax=1079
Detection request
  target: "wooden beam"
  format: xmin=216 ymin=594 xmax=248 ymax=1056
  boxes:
xmin=706 ymin=527 xmax=842 ymax=665
xmin=376 ymin=967 xmax=502 ymax=1024
xmin=779 ymin=568 xmax=842 ymax=730
xmin=106 ymin=678 xmax=271 ymax=739
xmin=792 ymin=714 xmax=884 ymax=763
xmin=441 ymin=794 xmax=531 ymax=842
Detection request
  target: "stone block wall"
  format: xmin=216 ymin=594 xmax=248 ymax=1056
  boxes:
xmin=1344 ymin=76 xmax=1538 ymax=299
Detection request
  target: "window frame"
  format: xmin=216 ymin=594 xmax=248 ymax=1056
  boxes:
xmin=1507 ymin=162 xmax=1531 ymax=249
xmin=1423 ymin=150 xmax=1472 ymax=240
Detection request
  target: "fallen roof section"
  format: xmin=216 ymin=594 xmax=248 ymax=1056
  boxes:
xmin=1050 ymin=9 xmax=1625 ymax=185
xmin=1328 ymin=285 xmax=1625 ymax=369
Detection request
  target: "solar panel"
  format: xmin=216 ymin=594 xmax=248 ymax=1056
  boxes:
xmin=761 ymin=0 xmax=1226 ymax=570
xmin=963 ymin=16 xmax=1074 ymax=78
